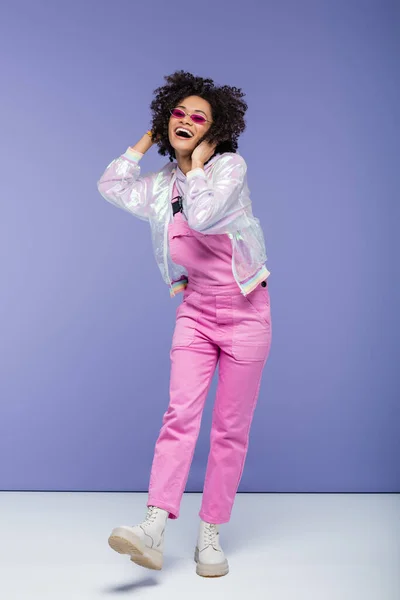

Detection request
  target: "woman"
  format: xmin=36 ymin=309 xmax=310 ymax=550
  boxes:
xmin=97 ymin=70 xmax=272 ymax=578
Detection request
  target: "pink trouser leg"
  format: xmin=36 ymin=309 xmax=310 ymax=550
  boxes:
xmin=199 ymin=350 xmax=268 ymax=524
xmin=147 ymin=337 xmax=219 ymax=519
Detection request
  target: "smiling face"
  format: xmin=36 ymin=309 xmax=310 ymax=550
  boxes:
xmin=168 ymin=95 xmax=213 ymax=157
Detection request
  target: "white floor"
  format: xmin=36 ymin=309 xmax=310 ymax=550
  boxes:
xmin=0 ymin=492 xmax=399 ymax=600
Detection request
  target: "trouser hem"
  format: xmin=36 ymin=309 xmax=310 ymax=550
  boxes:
xmin=199 ymin=510 xmax=231 ymax=525
xmin=147 ymin=498 xmax=179 ymax=520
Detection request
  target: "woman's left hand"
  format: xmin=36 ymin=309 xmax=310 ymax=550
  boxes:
xmin=191 ymin=140 xmax=217 ymax=167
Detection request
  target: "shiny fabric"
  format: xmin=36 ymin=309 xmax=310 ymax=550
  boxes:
xmin=97 ymin=148 xmax=270 ymax=296
xmin=147 ymin=209 xmax=272 ymax=523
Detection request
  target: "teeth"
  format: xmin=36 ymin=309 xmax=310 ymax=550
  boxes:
xmin=175 ymin=127 xmax=193 ymax=138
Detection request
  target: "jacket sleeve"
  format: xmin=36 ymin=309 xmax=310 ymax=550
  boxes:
xmin=97 ymin=147 xmax=157 ymax=222
xmin=183 ymin=153 xmax=248 ymax=234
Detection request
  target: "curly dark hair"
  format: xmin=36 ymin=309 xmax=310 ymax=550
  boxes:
xmin=149 ymin=70 xmax=248 ymax=162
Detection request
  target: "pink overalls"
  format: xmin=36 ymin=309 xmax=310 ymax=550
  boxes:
xmin=147 ymin=182 xmax=272 ymax=524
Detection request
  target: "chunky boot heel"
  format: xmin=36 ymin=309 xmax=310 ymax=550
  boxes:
xmin=108 ymin=506 xmax=168 ymax=571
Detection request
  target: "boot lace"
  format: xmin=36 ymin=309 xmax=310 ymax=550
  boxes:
xmin=203 ymin=523 xmax=219 ymax=547
xmin=142 ymin=505 xmax=159 ymax=528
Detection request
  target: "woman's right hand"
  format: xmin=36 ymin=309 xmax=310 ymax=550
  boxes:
xmin=130 ymin=131 xmax=157 ymax=155
xmin=151 ymin=131 xmax=163 ymax=144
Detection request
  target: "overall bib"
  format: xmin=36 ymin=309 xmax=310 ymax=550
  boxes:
xmin=147 ymin=182 xmax=272 ymax=524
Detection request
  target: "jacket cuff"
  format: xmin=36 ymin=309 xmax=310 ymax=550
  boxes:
xmin=122 ymin=147 xmax=144 ymax=163
xmin=186 ymin=167 xmax=206 ymax=180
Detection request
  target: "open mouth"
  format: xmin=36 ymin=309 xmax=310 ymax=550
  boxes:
xmin=175 ymin=127 xmax=194 ymax=139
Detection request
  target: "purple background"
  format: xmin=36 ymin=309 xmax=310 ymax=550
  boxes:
xmin=1 ymin=0 xmax=399 ymax=492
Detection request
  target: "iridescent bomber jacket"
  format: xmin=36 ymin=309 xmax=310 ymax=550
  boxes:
xmin=97 ymin=147 xmax=270 ymax=297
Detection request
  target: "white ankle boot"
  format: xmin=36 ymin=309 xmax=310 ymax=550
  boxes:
xmin=108 ymin=506 xmax=168 ymax=570
xmin=194 ymin=520 xmax=229 ymax=577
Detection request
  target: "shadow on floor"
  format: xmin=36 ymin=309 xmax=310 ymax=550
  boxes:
xmin=101 ymin=555 xmax=183 ymax=594
xmin=102 ymin=575 xmax=159 ymax=594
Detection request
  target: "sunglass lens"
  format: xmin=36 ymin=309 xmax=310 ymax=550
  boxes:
xmin=171 ymin=108 xmax=185 ymax=118
xmin=191 ymin=114 xmax=206 ymax=124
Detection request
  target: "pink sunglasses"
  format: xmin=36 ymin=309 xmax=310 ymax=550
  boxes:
xmin=170 ymin=107 xmax=212 ymax=125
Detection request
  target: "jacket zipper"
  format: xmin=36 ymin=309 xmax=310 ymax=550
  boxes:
xmin=164 ymin=172 xmax=176 ymax=287
xmin=228 ymin=232 xmax=245 ymax=296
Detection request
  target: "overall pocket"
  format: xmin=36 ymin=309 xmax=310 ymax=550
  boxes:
xmin=244 ymin=285 xmax=271 ymax=327
xmin=232 ymin=286 xmax=271 ymax=362
xmin=168 ymin=217 xmax=192 ymax=265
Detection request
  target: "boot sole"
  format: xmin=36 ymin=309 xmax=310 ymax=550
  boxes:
xmin=108 ymin=527 xmax=163 ymax=570
xmin=194 ymin=546 xmax=229 ymax=578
